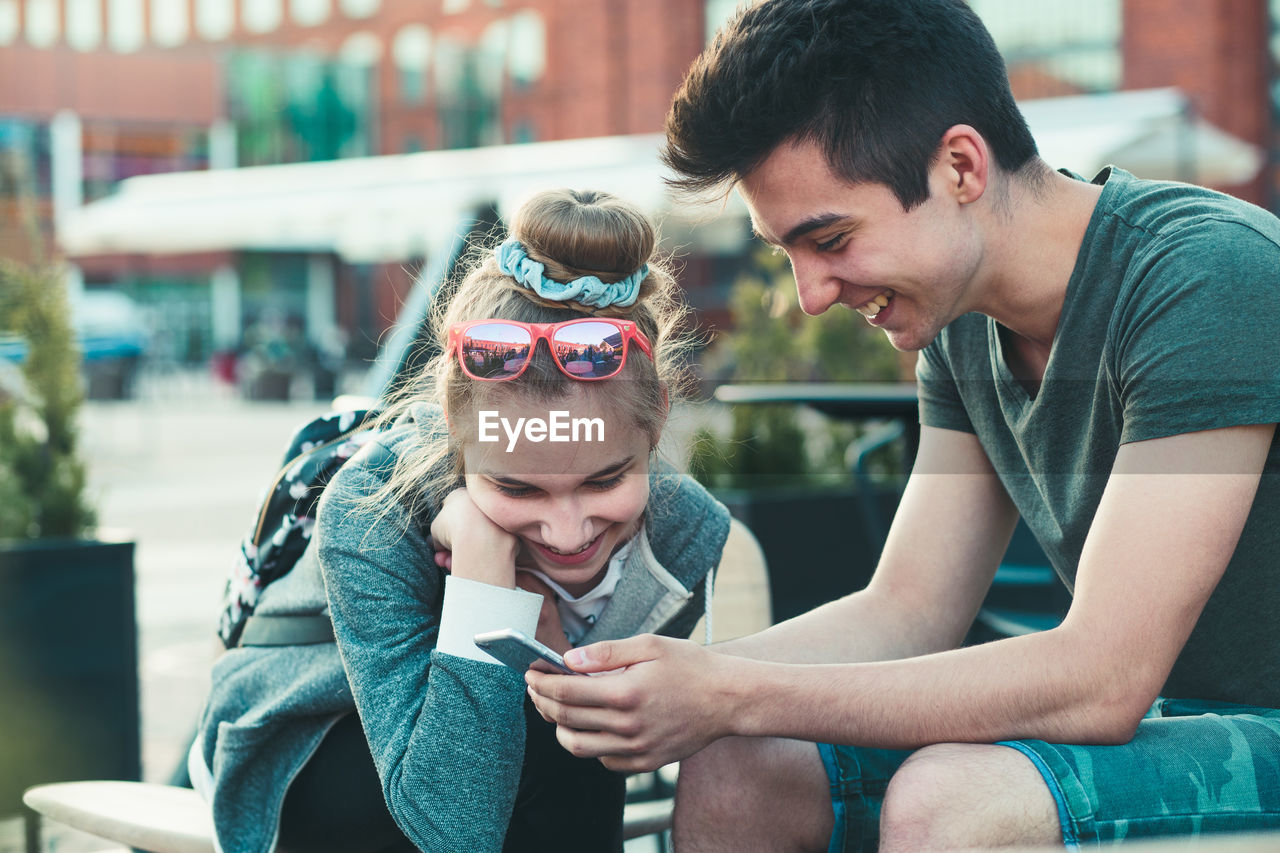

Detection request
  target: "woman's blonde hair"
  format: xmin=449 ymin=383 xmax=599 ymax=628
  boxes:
xmin=366 ymin=188 xmax=694 ymax=522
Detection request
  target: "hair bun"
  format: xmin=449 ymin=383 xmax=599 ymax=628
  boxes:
xmin=511 ymin=189 xmax=655 ymax=285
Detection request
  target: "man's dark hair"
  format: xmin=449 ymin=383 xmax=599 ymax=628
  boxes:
xmin=663 ymin=0 xmax=1039 ymax=209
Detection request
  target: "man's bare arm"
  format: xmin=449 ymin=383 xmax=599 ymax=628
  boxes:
xmin=716 ymin=425 xmax=1019 ymax=664
xmin=529 ymin=423 xmax=1274 ymax=771
xmin=526 ymin=425 xmax=1021 ymax=766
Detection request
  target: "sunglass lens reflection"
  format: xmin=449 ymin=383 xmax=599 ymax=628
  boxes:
xmin=460 ymin=323 xmax=533 ymax=379
xmin=552 ymin=321 xmax=625 ymax=379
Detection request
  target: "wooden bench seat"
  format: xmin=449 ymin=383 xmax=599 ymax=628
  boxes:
xmin=24 ymin=781 xmax=672 ymax=852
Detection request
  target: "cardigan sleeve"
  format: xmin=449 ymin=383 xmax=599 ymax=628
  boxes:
xmin=315 ymin=460 xmax=530 ymax=853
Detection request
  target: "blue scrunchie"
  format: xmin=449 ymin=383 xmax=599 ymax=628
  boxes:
xmin=496 ymin=238 xmax=647 ymax=309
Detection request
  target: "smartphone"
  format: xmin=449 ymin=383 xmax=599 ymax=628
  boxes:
xmin=473 ymin=628 xmax=580 ymax=676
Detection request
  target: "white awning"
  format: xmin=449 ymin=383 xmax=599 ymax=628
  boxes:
xmin=59 ymin=133 xmax=694 ymax=263
xmin=58 ymin=88 xmax=1265 ymax=262
xmin=1020 ymin=88 xmax=1263 ymax=185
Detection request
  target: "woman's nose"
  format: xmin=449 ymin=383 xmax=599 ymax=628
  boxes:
xmin=539 ymin=499 xmax=593 ymax=550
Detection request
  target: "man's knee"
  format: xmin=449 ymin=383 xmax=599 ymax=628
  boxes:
xmin=674 ymin=737 xmax=831 ymax=852
xmin=880 ymin=743 xmax=1060 ymax=851
xmin=674 ymin=736 xmax=771 ymax=822
xmin=879 ymin=744 xmax=971 ymax=847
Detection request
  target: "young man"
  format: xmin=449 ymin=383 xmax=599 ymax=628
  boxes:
xmin=527 ymin=1 xmax=1280 ymax=849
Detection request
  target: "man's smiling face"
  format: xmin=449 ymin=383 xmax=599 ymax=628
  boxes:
xmin=738 ymin=137 xmax=986 ymax=353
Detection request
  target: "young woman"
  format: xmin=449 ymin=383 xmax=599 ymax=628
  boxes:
xmin=190 ymin=189 xmax=734 ymax=853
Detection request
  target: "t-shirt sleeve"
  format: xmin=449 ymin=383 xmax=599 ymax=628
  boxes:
xmin=1112 ymin=221 xmax=1280 ymax=445
xmin=915 ymin=337 xmax=976 ymax=434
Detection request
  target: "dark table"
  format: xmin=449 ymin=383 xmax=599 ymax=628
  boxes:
xmin=712 ymin=381 xmax=921 ymax=461
xmin=713 ymin=381 xmax=919 ymax=417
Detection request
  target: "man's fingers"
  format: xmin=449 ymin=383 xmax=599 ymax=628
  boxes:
xmin=553 ymin=727 xmax=669 ymax=773
xmin=563 ymin=634 xmax=663 ymax=673
xmin=554 ymin=725 xmax=627 ymax=758
xmin=538 ymin=701 xmax=635 ymax=735
xmin=526 ymin=669 xmax=637 ymax=709
xmin=553 ymin=725 xmax=639 ymax=759
xmin=600 ymin=756 xmax=654 ymax=773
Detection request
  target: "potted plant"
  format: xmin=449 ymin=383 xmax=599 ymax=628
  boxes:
xmin=0 ymin=155 xmax=139 ymax=830
xmin=689 ymin=245 xmax=906 ymax=621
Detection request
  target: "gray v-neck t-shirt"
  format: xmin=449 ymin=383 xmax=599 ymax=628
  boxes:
xmin=917 ymin=167 xmax=1280 ymax=706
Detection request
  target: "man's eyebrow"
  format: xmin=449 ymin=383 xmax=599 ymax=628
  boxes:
xmin=751 ymin=213 xmax=849 ymax=248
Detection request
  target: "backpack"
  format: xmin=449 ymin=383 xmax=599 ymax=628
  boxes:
xmin=217 ymin=407 xmax=386 ymax=648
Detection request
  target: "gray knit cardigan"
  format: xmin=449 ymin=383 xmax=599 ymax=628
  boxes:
xmin=192 ymin=404 xmax=731 ymax=853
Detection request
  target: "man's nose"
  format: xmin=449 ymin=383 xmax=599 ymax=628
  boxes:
xmin=791 ymin=255 xmax=839 ymax=316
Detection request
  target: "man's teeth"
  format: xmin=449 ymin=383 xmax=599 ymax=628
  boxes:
xmin=856 ymin=292 xmax=892 ymax=318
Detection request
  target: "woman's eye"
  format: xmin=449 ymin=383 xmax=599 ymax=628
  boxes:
xmin=816 ymin=233 xmax=845 ymax=252
xmin=586 ymin=474 xmax=625 ymax=491
xmin=493 ymin=483 xmax=535 ymax=498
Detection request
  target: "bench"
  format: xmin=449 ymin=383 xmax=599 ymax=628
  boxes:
xmin=23 ymin=780 xmax=673 ymax=851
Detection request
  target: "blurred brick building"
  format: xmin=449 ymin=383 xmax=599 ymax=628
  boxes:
xmin=0 ymin=0 xmax=1276 ymax=373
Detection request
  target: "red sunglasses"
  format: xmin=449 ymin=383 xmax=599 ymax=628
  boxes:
xmin=446 ymin=318 xmax=653 ymax=382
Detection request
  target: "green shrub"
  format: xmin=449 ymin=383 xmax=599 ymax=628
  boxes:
xmin=690 ymin=245 xmax=901 ymax=490
xmin=0 ymin=156 xmax=95 ymax=541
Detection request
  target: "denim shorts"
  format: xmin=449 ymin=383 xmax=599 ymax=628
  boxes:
xmin=817 ymin=698 xmax=1280 ymax=851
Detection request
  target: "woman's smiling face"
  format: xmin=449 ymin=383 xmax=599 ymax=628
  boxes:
xmin=460 ymin=386 xmax=652 ymax=597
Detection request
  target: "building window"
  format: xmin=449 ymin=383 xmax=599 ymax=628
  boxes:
xmin=478 ymin=18 xmax=508 ymax=104
xmin=339 ymin=0 xmax=379 ymax=19
xmin=0 ymin=119 xmax=54 ymax=205
xmin=24 ymin=0 xmax=59 ymax=48
xmin=151 ymin=0 xmax=189 ymax=46
xmin=81 ymin=121 xmax=210 ymax=202
xmin=435 ymin=34 xmax=502 ymax=149
xmin=340 ymin=30 xmax=382 ymax=65
xmin=196 ymin=0 xmax=233 ymax=39
xmin=66 ymin=0 xmax=103 ymax=50
xmin=0 ymin=0 xmax=17 ymax=46
xmin=107 ymin=0 xmax=145 ymax=53
xmin=1269 ymin=0 xmax=1280 ymax=210
xmin=243 ymin=0 xmax=284 ymax=33
xmin=1271 ymin=0 xmax=1280 ymax=88
xmin=393 ymin=24 xmax=431 ymax=104
xmin=291 ymin=0 xmax=329 ymax=26
xmin=507 ymin=10 xmax=545 ymax=87
xmin=228 ymin=48 xmax=373 ymax=165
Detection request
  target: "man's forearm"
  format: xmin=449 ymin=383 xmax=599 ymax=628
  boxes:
xmin=716 ymin=623 xmax=1144 ymax=750
xmin=715 ymin=584 xmax=968 ymax=665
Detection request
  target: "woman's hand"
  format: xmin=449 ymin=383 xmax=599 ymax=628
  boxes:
xmin=516 ymin=571 xmax=570 ymax=654
xmin=430 ymin=487 xmax=520 ymax=588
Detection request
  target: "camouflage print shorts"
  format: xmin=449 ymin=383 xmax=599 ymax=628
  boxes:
xmin=818 ymin=698 xmax=1280 ymax=851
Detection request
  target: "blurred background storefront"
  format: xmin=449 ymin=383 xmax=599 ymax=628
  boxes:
xmin=0 ymin=0 xmax=1277 ymax=398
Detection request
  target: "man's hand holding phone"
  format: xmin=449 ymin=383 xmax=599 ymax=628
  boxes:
xmin=525 ymin=634 xmax=739 ymax=773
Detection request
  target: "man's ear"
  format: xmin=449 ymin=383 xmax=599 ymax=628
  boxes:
xmin=935 ymin=124 xmax=989 ymax=205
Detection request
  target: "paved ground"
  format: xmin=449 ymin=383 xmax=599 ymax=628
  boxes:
xmin=3 ymin=368 xmax=761 ymax=852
